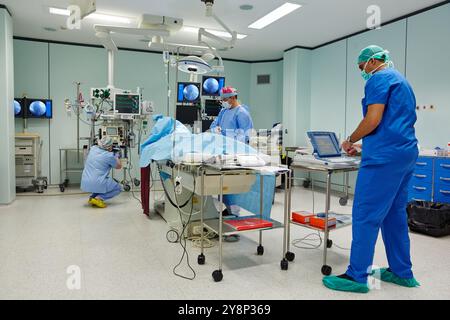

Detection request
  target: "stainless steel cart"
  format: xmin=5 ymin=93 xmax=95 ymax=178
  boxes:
xmin=196 ymin=165 xmax=292 ymax=282
xmin=59 ymin=148 xmax=85 ymax=192
xmin=283 ymin=163 xmax=359 ymax=275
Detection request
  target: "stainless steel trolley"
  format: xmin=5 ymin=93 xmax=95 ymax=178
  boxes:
xmin=196 ymin=165 xmax=292 ymax=282
xmin=59 ymin=148 xmax=85 ymax=192
xmin=282 ymin=163 xmax=358 ymax=275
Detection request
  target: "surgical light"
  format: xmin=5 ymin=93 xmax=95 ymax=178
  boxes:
xmin=178 ymin=56 xmax=212 ymax=75
xmin=248 ymin=2 xmax=302 ymax=30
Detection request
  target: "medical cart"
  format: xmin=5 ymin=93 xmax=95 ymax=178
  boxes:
xmin=283 ymin=163 xmax=358 ymax=275
xmin=285 ymin=146 xmax=352 ymax=205
xmin=164 ymin=163 xmax=291 ymax=282
xmin=59 ymin=148 xmax=86 ymax=192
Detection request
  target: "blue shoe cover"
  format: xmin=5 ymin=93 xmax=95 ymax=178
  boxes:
xmin=371 ymin=268 xmax=420 ymax=288
xmin=323 ymin=275 xmax=370 ymax=293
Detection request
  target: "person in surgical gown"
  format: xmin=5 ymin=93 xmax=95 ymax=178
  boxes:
xmin=323 ymin=45 xmax=420 ymax=293
xmin=81 ymin=136 xmax=123 ymax=208
xmin=210 ymin=86 xmax=254 ymax=144
xmin=210 ymin=86 xmax=254 ymax=241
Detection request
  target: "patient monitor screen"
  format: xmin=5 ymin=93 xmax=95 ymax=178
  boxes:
xmin=106 ymin=127 xmax=118 ymax=136
xmin=115 ymin=94 xmax=140 ymax=114
xmin=315 ymin=134 xmax=339 ymax=156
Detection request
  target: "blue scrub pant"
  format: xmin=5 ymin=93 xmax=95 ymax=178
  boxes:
xmin=91 ymin=183 xmax=122 ymax=201
xmin=346 ymin=153 xmax=417 ymax=283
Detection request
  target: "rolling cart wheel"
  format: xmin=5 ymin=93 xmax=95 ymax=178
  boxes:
xmin=166 ymin=230 xmax=179 ymax=243
xmin=133 ymin=178 xmax=140 ymax=187
xmin=339 ymin=196 xmax=348 ymax=206
xmin=197 ymin=254 xmax=205 ymax=265
xmin=59 ymin=184 xmax=65 ymax=192
xmin=321 ymin=265 xmax=332 ymax=276
xmin=285 ymin=251 xmax=295 ymax=262
xmin=280 ymin=259 xmax=289 ymax=271
xmin=303 ymin=180 xmax=311 ymax=189
xmin=327 ymin=239 xmax=333 ymax=248
xmin=212 ymin=270 xmax=223 ymax=282
xmin=123 ymin=184 xmax=131 ymax=192
xmin=257 ymin=245 xmax=264 ymax=256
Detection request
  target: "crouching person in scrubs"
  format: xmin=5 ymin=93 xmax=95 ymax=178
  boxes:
xmin=210 ymin=86 xmax=254 ymax=241
xmin=323 ymin=45 xmax=420 ymax=293
xmin=81 ymin=136 xmax=123 ymax=208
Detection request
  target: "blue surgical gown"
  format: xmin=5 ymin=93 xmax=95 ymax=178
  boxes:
xmin=346 ymin=68 xmax=419 ymax=283
xmin=210 ymin=105 xmax=254 ymax=143
xmin=81 ymin=146 xmax=119 ymax=194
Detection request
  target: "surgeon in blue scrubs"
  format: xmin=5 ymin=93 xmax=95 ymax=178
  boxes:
xmin=210 ymin=87 xmax=254 ymax=241
xmin=323 ymin=45 xmax=420 ymax=293
xmin=210 ymin=86 xmax=254 ymax=144
xmin=81 ymin=136 xmax=123 ymax=208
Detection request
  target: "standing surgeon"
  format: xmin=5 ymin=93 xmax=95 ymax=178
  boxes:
xmin=81 ymin=136 xmax=123 ymax=208
xmin=323 ymin=45 xmax=420 ymax=293
xmin=210 ymin=86 xmax=254 ymax=241
xmin=210 ymin=86 xmax=254 ymax=144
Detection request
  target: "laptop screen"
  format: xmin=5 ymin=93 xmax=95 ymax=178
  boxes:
xmin=307 ymin=132 xmax=341 ymax=158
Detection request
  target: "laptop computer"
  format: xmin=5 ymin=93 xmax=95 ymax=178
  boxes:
xmin=306 ymin=131 xmax=360 ymax=166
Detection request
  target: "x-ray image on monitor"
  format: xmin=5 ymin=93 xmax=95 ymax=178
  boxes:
xmin=14 ymin=99 xmax=24 ymax=118
xmin=202 ymin=76 xmax=225 ymax=96
xmin=26 ymin=99 xmax=53 ymax=119
xmin=177 ymin=82 xmax=201 ymax=104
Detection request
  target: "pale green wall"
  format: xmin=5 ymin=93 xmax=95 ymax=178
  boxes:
xmin=249 ymin=61 xmax=283 ymax=129
xmin=282 ymin=48 xmax=311 ymax=148
xmin=12 ymin=40 xmax=281 ymax=185
xmin=407 ymin=4 xmax=450 ymax=149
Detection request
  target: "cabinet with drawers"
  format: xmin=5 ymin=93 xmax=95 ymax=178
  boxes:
xmin=408 ymin=156 xmax=450 ymax=203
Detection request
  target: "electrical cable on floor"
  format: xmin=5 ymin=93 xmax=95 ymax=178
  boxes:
xmin=157 ymin=163 xmax=192 ymax=209
xmin=292 ymin=179 xmax=350 ymax=251
xmin=187 ymin=230 xmax=217 ymax=249
xmin=292 ymin=232 xmax=323 ymax=249
xmin=126 ymin=150 xmax=142 ymax=205
xmin=172 ymin=165 xmax=197 ymax=280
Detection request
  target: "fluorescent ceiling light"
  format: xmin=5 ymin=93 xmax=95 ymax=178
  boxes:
xmin=49 ymin=7 xmax=70 ymax=16
xmin=183 ymin=26 xmax=247 ymax=40
xmin=49 ymin=7 xmax=132 ymax=24
xmin=248 ymin=2 xmax=302 ymax=29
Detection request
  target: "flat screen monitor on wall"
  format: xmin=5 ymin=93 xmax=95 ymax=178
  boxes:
xmin=201 ymin=76 xmax=225 ymax=96
xmin=14 ymin=98 xmax=25 ymax=118
xmin=25 ymin=99 xmax=53 ymax=119
xmin=177 ymin=82 xmax=201 ymax=104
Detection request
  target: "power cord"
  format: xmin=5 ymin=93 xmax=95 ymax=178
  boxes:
xmin=187 ymin=230 xmax=217 ymax=248
xmin=291 ymin=177 xmax=350 ymax=251
xmin=172 ymin=165 xmax=197 ymax=280
xmin=126 ymin=150 xmax=142 ymax=205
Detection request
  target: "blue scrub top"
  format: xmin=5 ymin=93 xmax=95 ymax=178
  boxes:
xmin=361 ymin=68 xmax=418 ymax=165
xmin=210 ymin=105 xmax=254 ymax=143
xmin=81 ymin=146 xmax=118 ymax=193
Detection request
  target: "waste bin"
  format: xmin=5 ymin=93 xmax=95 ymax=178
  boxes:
xmin=407 ymin=201 xmax=450 ymax=237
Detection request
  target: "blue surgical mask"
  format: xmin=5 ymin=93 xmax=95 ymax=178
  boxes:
xmin=361 ymin=60 xmax=387 ymax=81
xmin=360 ymin=50 xmax=394 ymax=81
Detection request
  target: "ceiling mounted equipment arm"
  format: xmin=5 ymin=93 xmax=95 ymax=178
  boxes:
xmin=199 ymin=0 xmax=238 ymax=51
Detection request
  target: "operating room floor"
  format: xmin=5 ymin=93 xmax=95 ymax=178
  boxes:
xmin=0 ymin=186 xmax=449 ymax=300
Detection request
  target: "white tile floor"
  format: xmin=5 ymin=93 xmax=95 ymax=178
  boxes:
xmin=0 ymin=186 xmax=449 ymax=300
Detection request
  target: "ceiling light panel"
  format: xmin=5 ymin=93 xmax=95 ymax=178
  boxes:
xmin=248 ymin=2 xmax=302 ymax=30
